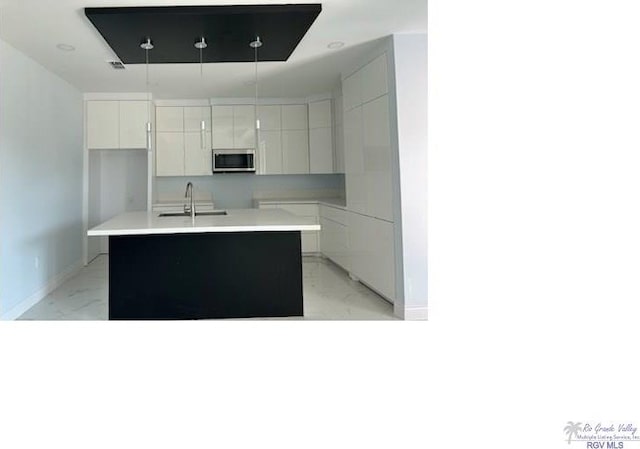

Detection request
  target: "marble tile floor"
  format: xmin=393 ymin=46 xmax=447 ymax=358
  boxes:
xmin=17 ymin=255 xmax=397 ymax=320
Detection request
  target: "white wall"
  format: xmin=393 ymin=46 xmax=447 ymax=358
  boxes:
xmin=88 ymin=149 xmax=148 ymax=259
xmin=0 ymin=39 xmax=83 ymax=319
xmin=391 ymin=33 xmax=428 ymax=319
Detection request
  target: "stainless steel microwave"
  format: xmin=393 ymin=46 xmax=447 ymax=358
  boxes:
xmin=212 ymin=149 xmax=256 ymax=173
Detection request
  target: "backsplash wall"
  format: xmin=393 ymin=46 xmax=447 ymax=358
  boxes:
xmin=155 ymin=174 xmax=345 ymax=209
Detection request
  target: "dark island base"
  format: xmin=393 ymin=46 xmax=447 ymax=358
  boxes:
xmin=108 ymin=231 xmax=303 ymax=320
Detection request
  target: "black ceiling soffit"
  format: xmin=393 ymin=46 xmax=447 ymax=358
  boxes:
xmin=84 ymin=4 xmax=322 ymax=64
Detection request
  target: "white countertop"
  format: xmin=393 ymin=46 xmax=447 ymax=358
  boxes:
xmin=88 ymin=209 xmax=321 ymax=237
xmin=255 ymin=197 xmax=347 ymax=209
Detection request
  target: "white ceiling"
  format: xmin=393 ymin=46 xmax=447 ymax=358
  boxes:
xmin=0 ymin=0 xmax=427 ymax=98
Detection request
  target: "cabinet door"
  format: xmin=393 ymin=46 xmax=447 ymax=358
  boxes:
xmin=233 ymin=105 xmax=256 ymax=148
xmin=308 ymin=100 xmax=332 ymax=129
xmin=334 ymin=124 xmax=345 ymax=174
xmin=347 ymin=211 xmax=395 ymax=302
xmin=156 ymin=107 xmax=184 ymax=132
xmin=257 ymin=105 xmax=281 ymax=131
xmin=343 ymin=106 xmax=366 ymax=214
xmin=342 ymin=70 xmax=362 ymax=111
xmin=361 ymin=54 xmax=389 ymax=104
xmin=333 ymin=95 xmax=345 ymax=173
xmin=156 ymin=132 xmax=184 ymax=176
xmin=258 ymin=130 xmax=282 ymax=174
xmin=320 ymin=217 xmax=349 ymax=270
xmin=212 ymin=106 xmax=234 ymax=148
xmin=301 ymin=231 xmax=319 ymax=253
xmin=184 ymin=106 xmax=211 ymax=132
xmin=362 ymin=95 xmax=393 ymax=221
xmin=309 ymin=127 xmax=334 ymax=174
xmin=87 ymin=101 xmax=119 ymax=149
xmin=282 ymin=130 xmax=309 ymax=174
xmin=281 ymin=105 xmax=308 ymax=130
xmin=184 ymin=132 xmax=212 ymax=176
xmin=119 ymin=101 xmax=149 ymax=149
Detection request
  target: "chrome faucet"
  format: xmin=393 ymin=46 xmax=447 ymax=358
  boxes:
xmin=184 ymin=182 xmax=195 ymax=219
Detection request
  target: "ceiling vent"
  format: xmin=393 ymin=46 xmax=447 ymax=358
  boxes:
xmin=108 ymin=60 xmax=126 ymax=70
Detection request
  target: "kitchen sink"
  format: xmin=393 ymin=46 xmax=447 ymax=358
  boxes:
xmin=158 ymin=210 xmax=228 ymax=217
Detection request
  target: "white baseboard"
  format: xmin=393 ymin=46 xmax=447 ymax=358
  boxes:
xmin=397 ymin=306 xmax=428 ymax=321
xmin=0 ymin=260 xmax=83 ymax=321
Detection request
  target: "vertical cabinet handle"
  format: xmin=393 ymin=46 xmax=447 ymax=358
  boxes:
xmin=146 ymin=121 xmax=152 ymax=151
xmin=201 ymin=120 xmax=206 ymax=150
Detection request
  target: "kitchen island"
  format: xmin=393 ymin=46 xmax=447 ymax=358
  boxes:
xmin=88 ymin=209 xmax=320 ymax=320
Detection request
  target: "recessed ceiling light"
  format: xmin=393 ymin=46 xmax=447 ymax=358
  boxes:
xmin=56 ymin=43 xmax=76 ymax=52
xmin=327 ymin=41 xmax=344 ymax=49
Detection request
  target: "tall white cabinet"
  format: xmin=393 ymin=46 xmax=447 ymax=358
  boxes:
xmin=341 ymin=52 xmax=396 ymax=303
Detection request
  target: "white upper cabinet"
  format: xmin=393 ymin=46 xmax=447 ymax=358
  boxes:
xmin=308 ymin=100 xmax=332 ymax=129
xmin=155 ymin=107 xmax=184 ymax=132
xmin=184 ymin=132 xmax=212 ymax=176
xmin=309 ymin=128 xmax=333 ymax=174
xmin=156 ymin=132 xmax=184 ymax=176
xmin=87 ymin=100 xmax=150 ymax=149
xmin=361 ymin=54 xmax=389 ymax=104
xmin=257 ymin=105 xmax=281 ymax=131
xmin=184 ymin=106 xmax=211 ymax=132
xmin=281 ymin=105 xmax=308 ymax=130
xmin=342 ymin=70 xmax=362 ymax=112
xmin=156 ymin=105 xmax=212 ymax=177
xmin=87 ymin=101 xmax=119 ymax=149
xmin=282 ymin=130 xmax=309 ymax=174
xmin=232 ymin=105 xmax=256 ymax=148
xmin=212 ymin=105 xmax=256 ymax=149
xmin=308 ymin=99 xmax=334 ymax=174
xmin=212 ymin=105 xmax=234 ymax=149
xmin=258 ymin=130 xmax=283 ymax=174
xmin=119 ymin=101 xmax=149 ymax=149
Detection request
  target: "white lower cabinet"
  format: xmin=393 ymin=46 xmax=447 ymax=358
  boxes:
xmin=346 ymin=210 xmax=395 ymax=302
xmin=256 ymin=201 xmax=396 ymax=303
xmin=301 ymin=231 xmax=319 ymax=253
xmin=257 ymin=202 xmax=319 ymax=253
xmin=319 ymin=205 xmax=349 ymax=271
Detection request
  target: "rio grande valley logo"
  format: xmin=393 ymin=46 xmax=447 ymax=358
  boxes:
xmin=564 ymin=422 xmax=639 ymax=447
